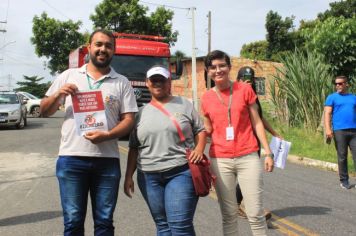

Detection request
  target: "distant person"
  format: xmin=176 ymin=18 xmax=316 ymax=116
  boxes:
xmin=201 ymin=50 xmax=274 ymax=236
xmin=124 ymin=66 xmax=206 ymax=235
xmin=235 ymin=66 xmax=282 ymax=220
xmin=40 ymin=29 xmax=138 ymax=235
xmin=324 ymin=75 xmax=356 ymax=190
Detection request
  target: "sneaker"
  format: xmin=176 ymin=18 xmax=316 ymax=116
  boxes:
xmin=340 ymin=182 xmax=351 ymax=189
xmin=237 ymin=206 xmax=247 ymax=219
xmin=264 ymin=210 xmax=272 ymax=221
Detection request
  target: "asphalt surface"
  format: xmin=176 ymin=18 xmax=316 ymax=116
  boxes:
xmin=1 ymin=111 xmax=356 ymax=236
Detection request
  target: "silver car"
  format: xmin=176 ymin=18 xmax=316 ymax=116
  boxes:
xmin=0 ymin=92 xmax=27 ymax=129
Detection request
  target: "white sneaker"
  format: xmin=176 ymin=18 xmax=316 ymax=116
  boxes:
xmin=340 ymin=182 xmax=351 ymax=189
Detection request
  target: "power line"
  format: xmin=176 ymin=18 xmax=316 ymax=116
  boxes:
xmin=41 ymin=0 xmax=70 ymax=20
xmin=139 ymin=1 xmax=189 ymax=10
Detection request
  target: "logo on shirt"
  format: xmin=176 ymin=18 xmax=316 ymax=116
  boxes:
xmin=133 ymin=88 xmax=143 ymax=100
xmin=105 ymin=95 xmax=119 ymax=107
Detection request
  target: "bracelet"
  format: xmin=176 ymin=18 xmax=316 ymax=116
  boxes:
xmin=265 ymin=153 xmax=274 ymax=159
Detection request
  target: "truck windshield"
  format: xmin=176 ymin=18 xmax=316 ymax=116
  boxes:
xmin=111 ymin=55 xmax=169 ymax=81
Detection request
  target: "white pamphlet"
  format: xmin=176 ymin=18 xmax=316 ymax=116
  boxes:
xmin=269 ymin=136 xmax=291 ymax=169
xmin=71 ymin=90 xmax=108 ymax=136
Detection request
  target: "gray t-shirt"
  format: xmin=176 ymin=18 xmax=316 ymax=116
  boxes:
xmin=129 ymin=96 xmax=204 ymax=172
xmin=46 ymin=64 xmax=138 ymax=158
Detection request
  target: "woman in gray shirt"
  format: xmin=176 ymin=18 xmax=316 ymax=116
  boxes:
xmin=124 ymin=66 xmax=206 ymax=235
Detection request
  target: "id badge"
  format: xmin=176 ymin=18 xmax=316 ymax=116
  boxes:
xmin=226 ymin=126 xmax=234 ymax=140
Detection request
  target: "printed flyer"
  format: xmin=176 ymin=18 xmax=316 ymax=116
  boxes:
xmin=269 ymin=136 xmax=292 ymax=169
xmin=71 ymin=90 xmax=108 ymax=136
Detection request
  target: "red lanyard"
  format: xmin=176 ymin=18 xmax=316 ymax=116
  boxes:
xmin=150 ymin=100 xmax=186 ymax=142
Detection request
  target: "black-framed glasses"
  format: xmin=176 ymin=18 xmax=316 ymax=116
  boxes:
xmin=334 ymin=82 xmax=346 ymax=86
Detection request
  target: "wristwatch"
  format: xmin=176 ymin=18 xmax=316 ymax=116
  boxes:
xmin=265 ymin=153 xmax=274 ymax=159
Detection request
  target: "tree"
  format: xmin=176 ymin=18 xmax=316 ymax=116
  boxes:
xmin=90 ymin=0 xmax=178 ymax=45
xmin=318 ymin=0 xmax=356 ymax=21
xmin=15 ymin=75 xmax=51 ymax=98
xmin=170 ymin=50 xmax=187 ymax=63
xmin=31 ymin=12 xmax=85 ymax=74
xmin=240 ymin=40 xmax=268 ymax=61
xmin=301 ymin=16 xmax=356 ymax=79
xmin=265 ymin=11 xmax=296 ymax=61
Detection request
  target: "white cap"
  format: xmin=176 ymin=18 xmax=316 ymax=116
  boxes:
xmin=146 ymin=66 xmax=170 ymax=79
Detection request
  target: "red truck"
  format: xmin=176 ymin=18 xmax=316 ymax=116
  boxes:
xmin=69 ymin=33 xmax=182 ymax=106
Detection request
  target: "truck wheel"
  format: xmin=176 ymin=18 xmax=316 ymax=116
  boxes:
xmin=32 ymin=106 xmax=41 ymax=118
xmin=16 ymin=116 xmax=25 ymax=129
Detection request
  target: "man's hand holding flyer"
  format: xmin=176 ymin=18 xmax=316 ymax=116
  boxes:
xmin=71 ymin=90 xmax=108 ymax=136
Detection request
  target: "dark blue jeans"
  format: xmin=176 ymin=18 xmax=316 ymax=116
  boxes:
xmin=56 ymin=156 xmax=121 ymax=236
xmin=334 ymin=129 xmax=356 ymax=183
xmin=137 ymin=164 xmax=199 ymax=236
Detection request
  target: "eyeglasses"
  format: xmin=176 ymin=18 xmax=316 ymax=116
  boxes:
xmin=334 ymin=82 xmax=346 ymax=86
xmin=208 ymin=63 xmax=229 ymax=71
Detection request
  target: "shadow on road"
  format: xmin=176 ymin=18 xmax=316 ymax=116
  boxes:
xmin=272 ymin=206 xmax=332 ymax=217
xmin=0 ymin=211 xmax=62 ymax=226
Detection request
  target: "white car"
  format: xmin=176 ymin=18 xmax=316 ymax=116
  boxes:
xmin=17 ymin=91 xmax=42 ymax=117
xmin=0 ymin=92 xmax=27 ymax=129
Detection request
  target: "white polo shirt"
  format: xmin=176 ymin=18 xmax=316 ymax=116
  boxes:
xmin=46 ymin=64 xmax=138 ymax=158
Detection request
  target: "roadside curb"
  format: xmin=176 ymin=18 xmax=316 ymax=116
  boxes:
xmin=287 ymin=154 xmax=338 ymax=172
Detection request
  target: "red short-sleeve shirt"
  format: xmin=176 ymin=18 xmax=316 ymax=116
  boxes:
xmin=201 ymin=81 xmax=259 ymax=158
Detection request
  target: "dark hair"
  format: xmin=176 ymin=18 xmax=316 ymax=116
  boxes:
xmin=334 ymin=75 xmax=348 ymax=84
xmin=204 ymin=50 xmax=231 ymax=68
xmin=237 ymin=66 xmax=255 ymax=80
xmin=89 ymin=29 xmax=116 ymax=46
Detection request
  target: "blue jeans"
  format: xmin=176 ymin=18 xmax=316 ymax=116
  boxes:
xmin=56 ymin=156 xmax=121 ymax=236
xmin=334 ymin=129 xmax=356 ymax=183
xmin=137 ymin=164 xmax=199 ymax=236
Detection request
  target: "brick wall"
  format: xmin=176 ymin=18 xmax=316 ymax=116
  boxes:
xmin=171 ymin=57 xmax=283 ymax=103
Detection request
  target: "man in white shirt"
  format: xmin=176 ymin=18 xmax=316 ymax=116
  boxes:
xmin=40 ymin=29 xmax=138 ymax=235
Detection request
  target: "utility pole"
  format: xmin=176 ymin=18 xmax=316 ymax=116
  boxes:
xmin=191 ymin=7 xmax=198 ymax=111
xmin=207 ymin=11 xmax=212 ymax=89
xmin=8 ymin=74 xmax=12 ymax=90
xmin=207 ymin=11 xmax=211 ymax=53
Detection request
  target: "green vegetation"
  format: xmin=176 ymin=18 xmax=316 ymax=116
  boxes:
xmin=31 ymin=0 xmax=178 ymax=74
xmin=261 ymin=100 xmax=356 ymax=173
xmin=15 ymin=75 xmax=50 ymax=98
xmin=90 ymin=0 xmax=178 ymax=45
xmin=240 ymin=0 xmax=356 ymax=80
xmin=31 ymin=12 xmax=85 ymax=75
xmin=270 ymin=49 xmax=333 ymax=131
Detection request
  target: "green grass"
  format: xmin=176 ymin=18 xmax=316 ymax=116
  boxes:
xmin=261 ymin=100 xmax=355 ymax=173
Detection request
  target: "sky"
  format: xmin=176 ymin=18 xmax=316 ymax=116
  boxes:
xmin=0 ymin=0 xmax=336 ymax=89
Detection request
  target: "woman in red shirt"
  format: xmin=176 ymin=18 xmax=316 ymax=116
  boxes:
xmin=201 ymin=50 xmax=274 ymax=236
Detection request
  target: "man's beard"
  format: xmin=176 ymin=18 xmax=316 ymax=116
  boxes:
xmin=90 ymin=52 xmax=112 ymax=68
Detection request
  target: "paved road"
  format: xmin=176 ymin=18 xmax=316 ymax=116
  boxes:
xmin=1 ymin=112 xmax=356 ymax=236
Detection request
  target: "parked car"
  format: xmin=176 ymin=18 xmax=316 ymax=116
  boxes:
xmin=0 ymin=91 xmax=27 ymax=129
xmin=17 ymin=91 xmax=42 ymax=117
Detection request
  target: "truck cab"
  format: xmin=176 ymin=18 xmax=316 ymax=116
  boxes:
xmin=69 ymin=33 xmax=182 ymax=106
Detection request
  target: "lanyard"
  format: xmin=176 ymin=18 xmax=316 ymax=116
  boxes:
xmin=214 ymin=81 xmax=233 ymax=126
xmin=86 ymin=74 xmax=104 ymax=90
